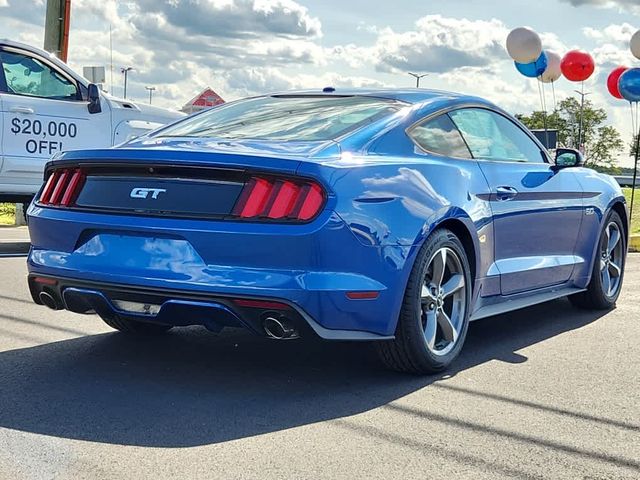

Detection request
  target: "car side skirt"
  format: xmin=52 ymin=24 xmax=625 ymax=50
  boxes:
xmin=470 ymin=286 xmax=586 ymax=321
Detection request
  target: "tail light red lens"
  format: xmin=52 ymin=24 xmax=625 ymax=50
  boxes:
xmin=233 ymin=176 xmax=326 ymax=222
xmin=39 ymin=168 xmax=86 ymax=207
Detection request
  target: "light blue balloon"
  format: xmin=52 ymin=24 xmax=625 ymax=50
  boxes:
xmin=619 ymin=68 xmax=640 ymax=102
xmin=514 ymin=52 xmax=548 ymax=78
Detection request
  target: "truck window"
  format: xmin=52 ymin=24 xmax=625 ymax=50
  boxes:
xmin=0 ymin=50 xmax=78 ymax=100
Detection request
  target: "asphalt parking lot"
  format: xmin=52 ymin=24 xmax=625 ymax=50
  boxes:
xmin=0 ymin=238 xmax=638 ymax=479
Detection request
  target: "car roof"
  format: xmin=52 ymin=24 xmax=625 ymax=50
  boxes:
xmin=269 ymin=87 xmax=495 ymax=108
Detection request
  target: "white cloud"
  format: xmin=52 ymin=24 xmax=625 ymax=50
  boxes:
xmin=131 ymin=0 xmax=322 ymax=39
xmin=564 ymin=0 xmax=640 ymax=14
xmin=583 ymin=22 xmax=637 ymax=44
xmin=370 ymin=15 xmax=509 ymax=73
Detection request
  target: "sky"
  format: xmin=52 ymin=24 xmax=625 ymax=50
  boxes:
xmin=1 ymin=0 xmax=640 ymax=166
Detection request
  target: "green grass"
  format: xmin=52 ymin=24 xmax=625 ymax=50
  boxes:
xmin=622 ymin=188 xmax=640 ymax=234
xmin=0 ymin=203 xmax=16 ymax=225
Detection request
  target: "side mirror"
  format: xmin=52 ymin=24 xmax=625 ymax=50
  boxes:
xmin=554 ymin=148 xmax=584 ymax=169
xmin=87 ymin=83 xmax=102 ymax=114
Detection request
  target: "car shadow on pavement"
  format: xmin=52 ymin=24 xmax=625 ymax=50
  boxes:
xmin=0 ymin=298 xmax=612 ymax=447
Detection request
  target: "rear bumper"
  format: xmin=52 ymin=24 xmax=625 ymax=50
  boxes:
xmin=28 ymin=274 xmax=393 ymax=341
xmin=27 ymin=205 xmax=413 ymax=339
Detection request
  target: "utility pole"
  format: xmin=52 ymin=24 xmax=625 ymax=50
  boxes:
xmin=145 ymin=86 xmax=156 ymax=105
xmin=121 ymin=67 xmax=133 ymax=99
xmin=44 ymin=0 xmax=71 ymax=62
xmin=408 ymin=72 xmax=429 ymax=88
xmin=573 ymin=87 xmax=591 ymax=152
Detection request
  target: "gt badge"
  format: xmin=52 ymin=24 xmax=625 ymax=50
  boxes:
xmin=130 ymin=187 xmax=167 ymax=199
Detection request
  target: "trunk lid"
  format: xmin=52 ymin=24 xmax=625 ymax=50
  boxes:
xmin=42 ymin=140 xmax=338 ymax=220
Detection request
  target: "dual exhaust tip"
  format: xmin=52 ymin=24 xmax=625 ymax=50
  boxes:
xmin=263 ymin=316 xmax=299 ymax=340
xmin=40 ymin=290 xmax=300 ymax=339
xmin=39 ymin=291 xmax=63 ymax=311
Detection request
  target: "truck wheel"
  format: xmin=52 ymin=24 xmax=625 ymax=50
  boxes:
xmin=376 ymin=228 xmax=472 ymax=374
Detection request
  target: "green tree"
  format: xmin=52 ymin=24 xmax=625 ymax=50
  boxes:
xmin=630 ymin=134 xmax=639 ymax=158
xmin=590 ymin=126 xmax=624 ymax=171
xmin=517 ymin=97 xmax=623 ymax=170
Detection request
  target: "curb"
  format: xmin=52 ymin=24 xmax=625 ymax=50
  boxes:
xmin=630 ymin=235 xmax=640 ymax=253
xmin=0 ymin=241 xmax=30 ymax=256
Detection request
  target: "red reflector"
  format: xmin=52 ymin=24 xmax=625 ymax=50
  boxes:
xmin=298 ymin=183 xmax=324 ymax=220
xmin=33 ymin=277 xmax=58 ymax=286
xmin=239 ymin=178 xmax=274 ymax=218
xmin=49 ymin=170 xmax=71 ymax=205
xmin=232 ymin=299 xmax=291 ymax=310
xmin=346 ymin=291 xmax=380 ymax=300
xmin=60 ymin=169 xmax=85 ymax=206
xmin=40 ymin=171 xmax=61 ymax=204
xmin=267 ymin=181 xmax=300 ymax=219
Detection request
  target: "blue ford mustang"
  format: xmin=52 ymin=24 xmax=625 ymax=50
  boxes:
xmin=26 ymin=89 xmax=628 ymax=373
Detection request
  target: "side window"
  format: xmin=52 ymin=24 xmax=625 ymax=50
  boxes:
xmin=449 ymin=108 xmax=545 ymax=163
xmin=0 ymin=50 xmax=78 ymax=100
xmin=409 ymin=114 xmax=472 ymax=159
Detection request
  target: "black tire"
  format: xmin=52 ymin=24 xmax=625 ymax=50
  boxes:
xmin=100 ymin=315 xmax=173 ymax=335
xmin=570 ymin=210 xmax=626 ymax=310
xmin=376 ymin=228 xmax=472 ymax=374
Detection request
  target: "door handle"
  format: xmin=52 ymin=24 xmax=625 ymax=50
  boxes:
xmin=9 ymin=106 xmax=35 ymax=114
xmin=495 ymin=186 xmax=519 ymax=201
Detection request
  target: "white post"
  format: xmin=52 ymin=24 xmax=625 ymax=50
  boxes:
xmin=14 ymin=203 xmax=26 ymax=226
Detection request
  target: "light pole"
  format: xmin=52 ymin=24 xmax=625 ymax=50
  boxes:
xmin=120 ymin=66 xmax=133 ymax=99
xmin=573 ymin=88 xmax=591 ymax=152
xmin=408 ymin=72 xmax=429 ymax=88
xmin=145 ymin=86 xmax=156 ymax=105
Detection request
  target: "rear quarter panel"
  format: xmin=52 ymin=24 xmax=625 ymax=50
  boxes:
xmin=297 ymin=145 xmax=495 ymax=303
xmin=573 ymin=168 xmax=628 ymax=286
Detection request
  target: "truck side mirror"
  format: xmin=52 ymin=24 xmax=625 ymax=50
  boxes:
xmin=88 ymin=84 xmax=102 ymax=114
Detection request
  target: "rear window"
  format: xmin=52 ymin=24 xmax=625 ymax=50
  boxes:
xmin=155 ymin=96 xmax=404 ymax=141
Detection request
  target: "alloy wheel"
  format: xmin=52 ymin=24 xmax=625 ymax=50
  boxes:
xmin=600 ymin=222 xmax=624 ymax=298
xmin=421 ymin=247 xmax=467 ymax=356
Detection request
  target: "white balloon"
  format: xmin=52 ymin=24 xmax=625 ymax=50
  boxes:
xmin=540 ymin=51 xmax=562 ymax=83
xmin=506 ymin=27 xmax=542 ymax=63
xmin=631 ymin=30 xmax=640 ymax=60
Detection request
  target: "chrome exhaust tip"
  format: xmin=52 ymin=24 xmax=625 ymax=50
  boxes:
xmin=39 ymin=291 xmax=62 ymax=310
xmin=263 ymin=316 xmax=299 ymax=340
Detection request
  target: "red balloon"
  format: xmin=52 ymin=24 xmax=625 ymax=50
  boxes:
xmin=607 ymin=66 xmax=628 ymax=99
xmin=561 ymin=50 xmax=595 ymax=82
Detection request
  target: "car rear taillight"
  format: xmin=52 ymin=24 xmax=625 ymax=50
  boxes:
xmin=232 ymin=176 xmax=326 ymax=222
xmin=39 ymin=168 xmax=86 ymax=207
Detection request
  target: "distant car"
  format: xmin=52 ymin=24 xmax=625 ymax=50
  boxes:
xmin=26 ymin=89 xmax=629 ymax=373
xmin=0 ymin=39 xmax=184 ymax=203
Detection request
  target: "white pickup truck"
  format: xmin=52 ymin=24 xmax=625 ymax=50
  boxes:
xmin=0 ymin=40 xmax=184 ymax=203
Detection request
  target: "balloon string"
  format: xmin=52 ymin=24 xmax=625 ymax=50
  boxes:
xmin=632 ymin=103 xmax=635 ymax=138
xmin=540 ymin=78 xmax=550 ymax=149
xmin=551 ymin=81 xmax=557 ymax=112
xmin=578 ymin=80 xmax=585 ymax=150
xmin=631 ymin=101 xmax=640 ymax=221
xmin=632 ymin=102 xmax=640 ymax=146
xmin=536 ymin=77 xmax=545 ymax=113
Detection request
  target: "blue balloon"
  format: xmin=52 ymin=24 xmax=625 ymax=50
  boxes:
xmin=618 ymin=68 xmax=640 ymax=102
xmin=515 ymin=52 xmax=548 ymax=78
